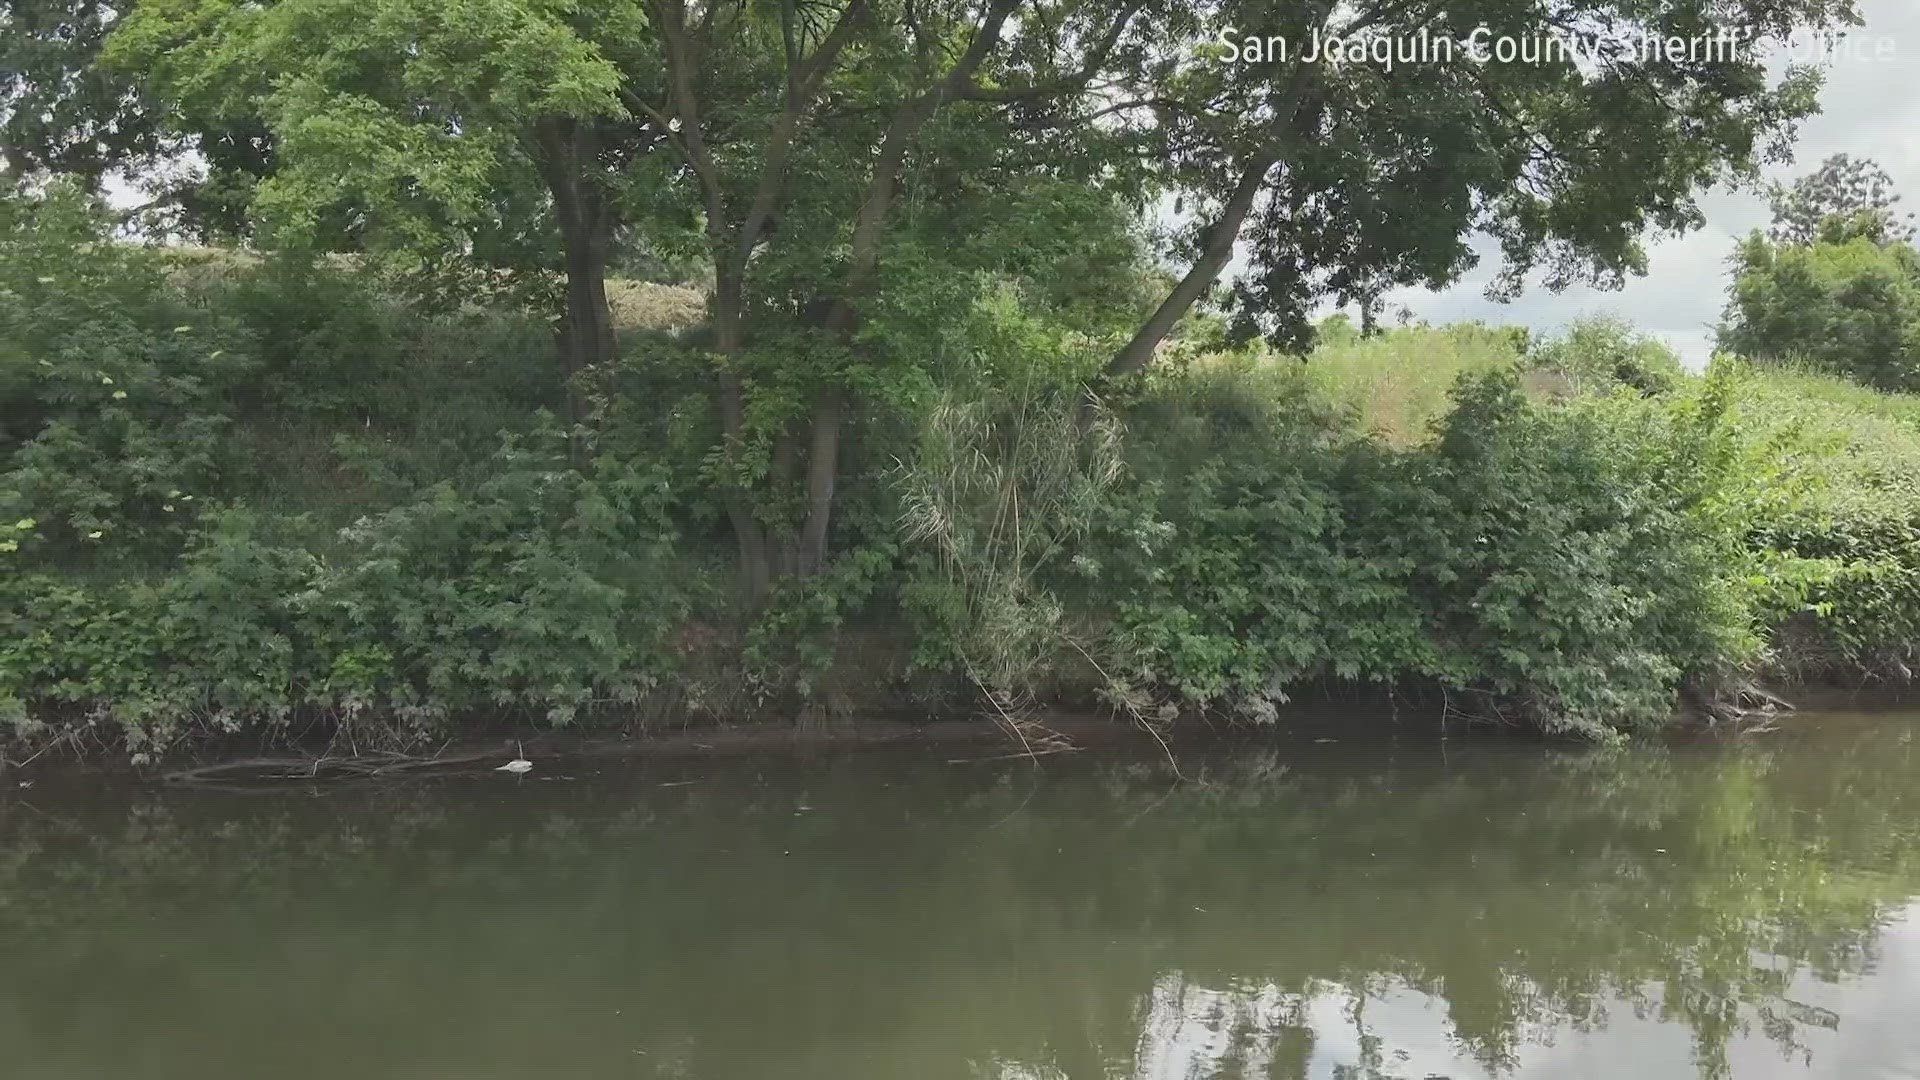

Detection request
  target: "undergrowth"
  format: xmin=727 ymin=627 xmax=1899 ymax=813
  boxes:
xmin=8 ymin=187 xmax=1920 ymax=758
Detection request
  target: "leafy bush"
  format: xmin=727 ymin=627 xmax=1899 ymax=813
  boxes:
xmin=1527 ymin=317 xmax=1684 ymax=396
xmin=0 ymin=186 xmax=700 ymax=754
xmin=1411 ymin=371 xmax=1757 ymax=736
xmin=1750 ymin=496 xmax=1920 ymax=681
xmin=1 ymin=430 xmax=693 ymax=753
xmin=306 ymin=430 xmax=692 ymax=725
xmin=2 ymin=183 xmax=579 ymax=559
xmin=888 ymin=327 xmax=1775 ymax=742
xmin=1 ymin=185 xmax=256 ymax=563
xmin=1721 ymin=229 xmax=1920 ymax=392
xmin=1095 ymin=361 xmax=1434 ymax=716
xmin=1718 ymin=361 xmax=1920 ymax=681
xmin=1091 ymin=365 xmax=1759 ymax=739
xmin=13 ymin=196 xmax=1920 ymax=755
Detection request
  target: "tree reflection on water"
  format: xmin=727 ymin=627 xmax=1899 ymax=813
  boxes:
xmin=1 ymin=715 xmax=1917 ymax=1079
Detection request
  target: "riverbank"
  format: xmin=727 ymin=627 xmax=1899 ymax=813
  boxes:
xmin=9 ymin=211 xmax=1920 ymax=758
xmin=10 ymin=678 xmax=1916 ymax=785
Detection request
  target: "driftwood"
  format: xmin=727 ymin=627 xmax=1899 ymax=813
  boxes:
xmin=162 ymin=747 xmax=511 ymax=785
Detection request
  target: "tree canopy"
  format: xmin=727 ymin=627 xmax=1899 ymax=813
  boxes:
xmin=1724 ymin=154 xmax=1920 ymax=391
xmin=1767 ymin=151 xmax=1916 ymax=247
xmin=2 ymin=0 xmax=162 ymax=182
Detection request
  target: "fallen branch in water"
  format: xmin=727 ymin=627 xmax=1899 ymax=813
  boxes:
xmin=162 ymin=746 xmax=510 ymax=785
xmin=946 ymin=746 xmax=1082 ymax=764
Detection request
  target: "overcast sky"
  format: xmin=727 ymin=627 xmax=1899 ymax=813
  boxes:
xmin=1377 ymin=0 xmax=1920 ymax=368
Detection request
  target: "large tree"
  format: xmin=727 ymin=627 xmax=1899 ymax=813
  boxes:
xmin=1767 ymin=151 xmax=1916 ymax=247
xmin=1722 ymin=154 xmax=1920 ymax=391
xmin=630 ymin=0 xmax=1155 ymax=595
xmin=113 ymin=0 xmax=1859 ymax=603
xmin=4 ymin=0 xmax=271 ymax=236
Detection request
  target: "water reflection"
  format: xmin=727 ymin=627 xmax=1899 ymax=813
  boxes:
xmin=1 ymin=714 xmax=1917 ymax=1078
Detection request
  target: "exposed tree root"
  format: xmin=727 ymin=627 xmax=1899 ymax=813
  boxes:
xmin=1683 ymin=678 xmax=1797 ymax=730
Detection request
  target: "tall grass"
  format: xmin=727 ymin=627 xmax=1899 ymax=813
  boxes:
xmin=1299 ymin=322 xmax=1529 ymax=443
xmin=1699 ymin=356 xmax=1920 ymax=538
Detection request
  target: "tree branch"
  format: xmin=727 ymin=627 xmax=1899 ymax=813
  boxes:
xmin=1106 ymin=151 xmax=1276 ymax=377
xmin=958 ymin=0 xmax=1144 ymax=103
xmin=646 ymin=0 xmax=729 ymax=250
xmin=842 ymin=0 xmax=1023 ymax=291
xmin=733 ymin=0 xmax=871 ymax=275
xmin=1104 ymin=55 xmax=1324 ymax=377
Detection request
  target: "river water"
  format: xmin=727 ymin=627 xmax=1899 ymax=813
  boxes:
xmin=3 ymin=711 xmax=1919 ymax=1078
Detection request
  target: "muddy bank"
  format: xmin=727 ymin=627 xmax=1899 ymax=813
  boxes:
xmin=7 ymin=678 xmax=1916 ymax=786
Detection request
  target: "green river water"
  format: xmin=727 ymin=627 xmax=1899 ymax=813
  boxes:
xmin=3 ymin=711 xmax=1919 ymax=1078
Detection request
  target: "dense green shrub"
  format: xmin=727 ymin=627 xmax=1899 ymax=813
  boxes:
xmin=1092 ymin=366 xmax=1759 ymax=739
xmin=305 ymin=431 xmax=692 ymax=725
xmin=0 ymin=187 xmax=693 ymax=753
xmin=1095 ymin=361 xmax=1435 ymax=714
xmin=1413 ymin=372 xmax=1758 ymax=735
xmin=1721 ymin=227 xmax=1920 ymax=392
xmin=1750 ymin=497 xmax=1920 ymax=680
xmin=1 ymin=186 xmax=257 ymax=563
xmin=1 ymin=430 xmax=693 ymax=753
xmin=3 ymin=186 xmax=567 ymax=562
xmin=889 ymin=330 xmax=1779 ymax=742
xmin=1527 ymin=317 xmax=1684 ymax=396
xmin=1715 ymin=361 xmax=1920 ymax=681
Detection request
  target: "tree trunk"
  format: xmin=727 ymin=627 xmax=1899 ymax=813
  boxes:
xmin=561 ymin=224 xmax=614 ymax=367
xmin=1106 ymin=155 xmax=1275 ymax=377
xmin=554 ymin=211 xmax=615 ymax=408
xmin=536 ymin=117 xmax=619 ymax=416
xmin=795 ymin=389 xmax=843 ymax=576
xmin=712 ymin=274 xmax=777 ymax=608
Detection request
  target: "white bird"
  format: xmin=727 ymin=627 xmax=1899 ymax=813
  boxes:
xmin=496 ymin=742 xmax=533 ymax=774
